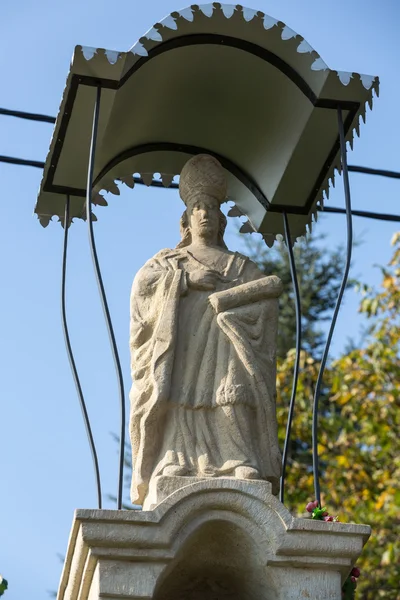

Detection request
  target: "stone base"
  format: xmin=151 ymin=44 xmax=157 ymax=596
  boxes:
xmin=143 ymin=475 xmax=272 ymax=509
xmin=57 ymin=479 xmax=370 ymax=600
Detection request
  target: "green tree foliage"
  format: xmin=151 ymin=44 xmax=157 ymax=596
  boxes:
xmin=117 ymin=233 xmax=399 ymax=599
xmin=0 ymin=575 xmax=8 ymax=597
xmin=275 ymin=233 xmax=400 ymax=599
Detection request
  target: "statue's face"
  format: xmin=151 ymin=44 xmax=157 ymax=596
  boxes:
xmin=187 ymin=194 xmax=220 ymax=243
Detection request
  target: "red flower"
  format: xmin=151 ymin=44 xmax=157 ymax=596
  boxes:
xmin=351 ymin=567 xmax=360 ymax=578
xmin=306 ymin=500 xmax=319 ymax=513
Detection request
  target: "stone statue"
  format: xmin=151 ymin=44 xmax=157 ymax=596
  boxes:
xmin=129 ymin=154 xmax=283 ymax=506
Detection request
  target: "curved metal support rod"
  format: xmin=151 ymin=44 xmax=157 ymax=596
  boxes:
xmin=86 ymin=86 xmax=126 ymax=510
xmin=61 ymin=195 xmax=102 ymax=508
xmin=279 ymin=212 xmax=302 ymax=505
xmin=311 ymin=107 xmax=354 ymax=506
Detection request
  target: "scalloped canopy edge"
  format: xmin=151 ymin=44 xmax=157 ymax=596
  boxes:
xmin=35 ymin=3 xmax=379 ymax=243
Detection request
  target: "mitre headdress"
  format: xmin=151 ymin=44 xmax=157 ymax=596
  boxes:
xmin=179 ymin=154 xmax=227 ymax=205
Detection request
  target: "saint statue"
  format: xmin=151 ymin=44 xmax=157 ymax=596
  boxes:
xmin=129 ymin=154 xmax=283 ymax=506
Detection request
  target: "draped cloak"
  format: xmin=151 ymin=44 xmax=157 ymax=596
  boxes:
xmin=129 ymin=247 xmax=282 ymax=505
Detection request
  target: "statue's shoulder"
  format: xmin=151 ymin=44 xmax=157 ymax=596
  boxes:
xmin=232 ymin=251 xmax=281 ymax=283
xmin=133 ymin=248 xmax=183 ymax=292
xmin=149 ymin=248 xmax=185 ymax=262
xmin=143 ymin=248 xmax=179 ymax=263
xmin=231 ymin=250 xmax=256 ymax=270
xmin=151 ymin=248 xmax=173 ymax=260
xmin=233 ymin=250 xmax=251 ymax=263
xmin=137 ymin=248 xmax=185 ymax=273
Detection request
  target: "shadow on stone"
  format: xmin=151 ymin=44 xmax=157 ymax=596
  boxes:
xmin=154 ymin=520 xmax=268 ymax=600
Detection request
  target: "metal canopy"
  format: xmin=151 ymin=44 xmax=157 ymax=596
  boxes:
xmin=35 ymin=3 xmax=378 ymax=241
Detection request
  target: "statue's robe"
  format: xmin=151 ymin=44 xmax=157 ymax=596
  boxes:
xmin=129 ymin=246 xmax=282 ymax=505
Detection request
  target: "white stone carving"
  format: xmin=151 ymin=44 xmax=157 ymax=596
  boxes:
xmin=129 ymin=155 xmax=282 ymax=506
xmin=57 ymin=479 xmax=371 ymax=600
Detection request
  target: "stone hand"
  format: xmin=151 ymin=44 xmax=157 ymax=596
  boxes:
xmin=187 ymin=269 xmax=219 ymax=291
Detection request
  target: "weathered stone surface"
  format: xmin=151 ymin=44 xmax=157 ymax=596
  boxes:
xmin=129 ymin=154 xmax=283 ymax=507
xmin=143 ymin=474 xmax=273 ymax=510
xmin=57 ymin=479 xmax=370 ymax=600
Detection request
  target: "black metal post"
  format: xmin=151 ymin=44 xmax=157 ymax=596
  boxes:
xmin=86 ymin=86 xmax=126 ymax=510
xmin=311 ymin=107 xmax=354 ymax=506
xmin=61 ymin=195 xmax=102 ymax=508
xmin=280 ymin=212 xmax=302 ymax=504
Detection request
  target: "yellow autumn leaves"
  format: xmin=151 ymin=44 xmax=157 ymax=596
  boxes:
xmin=276 ymin=233 xmax=400 ymax=599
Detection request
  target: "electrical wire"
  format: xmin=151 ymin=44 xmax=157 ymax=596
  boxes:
xmin=322 ymin=206 xmax=400 ymax=223
xmin=0 ymin=107 xmax=55 ymax=124
xmin=0 ymin=155 xmax=46 ymax=169
xmin=1 ymin=104 xmax=400 ymax=182
xmin=1 ymin=154 xmax=399 ymax=224
xmin=348 ymin=165 xmax=400 ymax=180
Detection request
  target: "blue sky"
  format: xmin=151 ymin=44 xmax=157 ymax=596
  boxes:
xmin=1 ymin=1 xmax=399 ymax=598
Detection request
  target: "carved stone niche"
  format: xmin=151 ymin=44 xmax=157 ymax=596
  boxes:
xmin=57 ymin=479 xmax=370 ymax=600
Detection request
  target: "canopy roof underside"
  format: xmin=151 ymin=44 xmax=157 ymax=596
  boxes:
xmin=35 ymin=3 xmax=378 ymax=242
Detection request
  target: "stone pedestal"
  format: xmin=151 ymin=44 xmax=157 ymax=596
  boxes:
xmin=57 ymin=479 xmax=370 ymax=600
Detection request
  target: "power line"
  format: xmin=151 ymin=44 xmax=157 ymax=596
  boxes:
xmin=0 ymin=155 xmax=46 ymax=169
xmin=348 ymin=165 xmax=400 ymax=180
xmin=1 ymin=106 xmax=399 ymax=223
xmin=0 ymin=107 xmax=56 ymax=124
xmin=1 ymin=153 xmax=398 ymax=223
xmin=2 ymin=105 xmax=400 ymax=179
xmin=3 ymin=152 xmax=400 ymax=188
xmin=322 ymin=206 xmax=400 ymax=223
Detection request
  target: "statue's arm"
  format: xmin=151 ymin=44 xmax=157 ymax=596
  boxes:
xmin=129 ymin=258 xmax=169 ymax=351
xmin=209 ymin=275 xmax=282 ymax=313
xmin=132 ymin=258 xmax=166 ymax=295
xmin=130 ymin=253 xmax=186 ymax=354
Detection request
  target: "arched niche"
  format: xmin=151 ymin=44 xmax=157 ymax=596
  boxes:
xmin=153 ymin=518 xmax=275 ymax=600
xmin=58 ymin=480 xmax=370 ymax=600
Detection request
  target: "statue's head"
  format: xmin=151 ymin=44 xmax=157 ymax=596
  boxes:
xmin=177 ymin=154 xmax=228 ymax=249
